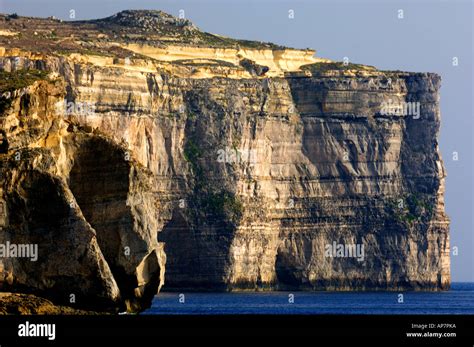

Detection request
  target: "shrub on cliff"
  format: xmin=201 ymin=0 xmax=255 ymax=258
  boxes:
xmin=0 ymin=69 xmax=49 ymax=113
xmin=0 ymin=69 xmax=49 ymax=94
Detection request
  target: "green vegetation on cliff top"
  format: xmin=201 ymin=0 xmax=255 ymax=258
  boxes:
xmin=0 ymin=69 xmax=49 ymax=113
xmin=0 ymin=69 xmax=49 ymax=93
xmin=301 ymin=62 xmax=377 ymax=74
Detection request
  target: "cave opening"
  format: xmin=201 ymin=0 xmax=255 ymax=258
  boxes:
xmin=0 ymin=130 xmax=8 ymax=153
xmin=68 ymin=137 xmax=134 ymax=298
xmin=158 ymin=210 xmax=199 ymax=290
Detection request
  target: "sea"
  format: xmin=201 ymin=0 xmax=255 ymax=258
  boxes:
xmin=143 ymin=282 xmax=474 ymax=315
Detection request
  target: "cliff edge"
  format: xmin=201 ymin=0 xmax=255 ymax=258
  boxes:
xmin=0 ymin=10 xmax=449 ymax=312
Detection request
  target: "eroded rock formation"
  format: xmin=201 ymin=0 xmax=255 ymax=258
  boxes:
xmin=0 ymin=10 xmax=449 ymax=312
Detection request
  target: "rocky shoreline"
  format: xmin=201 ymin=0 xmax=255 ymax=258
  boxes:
xmin=0 ymin=293 xmax=109 ymax=315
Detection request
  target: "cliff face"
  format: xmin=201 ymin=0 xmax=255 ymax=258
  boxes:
xmin=0 ymin=10 xmax=449 ymax=311
xmin=0 ymin=75 xmax=166 ymax=312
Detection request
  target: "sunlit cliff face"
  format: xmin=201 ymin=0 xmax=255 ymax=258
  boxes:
xmin=0 ymin=10 xmax=449 ymax=312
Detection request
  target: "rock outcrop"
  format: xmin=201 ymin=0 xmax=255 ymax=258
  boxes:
xmin=0 ymin=10 xmax=449 ymax=312
xmin=0 ymin=72 xmax=165 ymax=312
xmin=0 ymin=292 xmax=107 ymax=314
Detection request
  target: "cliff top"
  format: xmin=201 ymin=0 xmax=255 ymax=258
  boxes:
xmin=0 ymin=10 xmax=436 ymax=79
xmin=96 ymin=10 xmax=199 ymax=31
xmin=0 ymin=10 xmax=327 ymax=78
xmin=0 ymin=10 xmax=291 ymax=56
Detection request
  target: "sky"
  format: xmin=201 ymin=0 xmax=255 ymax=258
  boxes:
xmin=0 ymin=0 xmax=472 ymax=282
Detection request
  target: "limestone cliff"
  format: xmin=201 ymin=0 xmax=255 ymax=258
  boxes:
xmin=0 ymin=10 xmax=449 ymax=312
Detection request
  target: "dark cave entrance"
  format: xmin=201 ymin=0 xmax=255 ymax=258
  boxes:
xmin=0 ymin=130 xmax=8 ymax=153
xmin=157 ymin=210 xmax=199 ymax=289
xmin=158 ymin=206 xmax=237 ymax=291
xmin=68 ymin=137 xmax=133 ymax=296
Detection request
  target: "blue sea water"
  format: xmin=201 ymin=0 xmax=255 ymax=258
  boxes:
xmin=143 ymin=282 xmax=474 ymax=315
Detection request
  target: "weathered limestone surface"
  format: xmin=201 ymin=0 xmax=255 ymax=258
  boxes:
xmin=0 ymin=10 xmax=449 ymax=312
xmin=0 ymin=78 xmax=166 ymax=311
